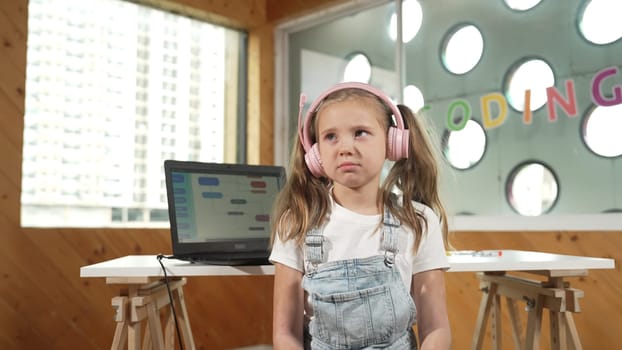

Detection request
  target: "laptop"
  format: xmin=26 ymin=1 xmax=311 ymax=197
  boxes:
xmin=163 ymin=160 xmax=286 ymax=265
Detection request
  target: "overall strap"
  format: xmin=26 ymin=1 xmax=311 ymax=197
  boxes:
xmin=381 ymin=209 xmax=400 ymax=266
xmin=304 ymin=227 xmax=324 ymax=274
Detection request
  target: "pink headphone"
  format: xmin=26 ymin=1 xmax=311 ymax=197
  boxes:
xmin=297 ymin=82 xmax=409 ymax=177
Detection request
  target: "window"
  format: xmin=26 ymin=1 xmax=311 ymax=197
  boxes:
xmin=441 ymin=24 xmax=484 ymax=75
xmin=504 ymin=58 xmax=555 ymax=112
xmin=22 ymin=0 xmax=247 ymax=228
xmin=442 ymin=119 xmax=486 ymax=170
xmin=343 ymin=52 xmax=372 ymax=83
xmin=403 ymin=84 xmax=424 ymax=112
xmin=578 ymin=0 xmax=622 ymax=45
xmin=388 ymin=0 xmax=422 ymax=43
xmin=278 ymin=0 xmax=622 ymax=228
xmin=506 ymin=161 xmax=559 ymax=216
xmin=581 ymin=104 xmax=622 ymax=157
xmin=503 ymin=0 xmax=542 ymax=12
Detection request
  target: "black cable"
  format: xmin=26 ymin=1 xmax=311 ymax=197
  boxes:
xmin=157 ymin=254 xmax=185 ymax=350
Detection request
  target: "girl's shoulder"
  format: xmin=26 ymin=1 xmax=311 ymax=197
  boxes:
xmin=407 ymin=199 xmax=440 ymax=222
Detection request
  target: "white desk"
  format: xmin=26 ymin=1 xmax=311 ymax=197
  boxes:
xmin=80 ymin=250 xmax=614 ymax=350
xmin=80 ymin=250 xmax=614 ymax=278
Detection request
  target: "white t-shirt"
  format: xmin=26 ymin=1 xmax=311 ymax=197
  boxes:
xmin=269 ymin=198 xmax=449 ymax=290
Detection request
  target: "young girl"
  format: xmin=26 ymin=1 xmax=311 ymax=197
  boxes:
xmin=270 ymin=82 xmax=451 ymax=349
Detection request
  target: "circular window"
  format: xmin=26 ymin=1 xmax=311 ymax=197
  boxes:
xmin=403 ymin=84 xmax=424 ymax=112
xmin=578 ymin=0 xmax=622 ymax=45
xmin=503 ymin=0 xmax=542 ymax=11
xmin=582 ymin=104 xmax=622 ymax=157
xmin=506 ymin=161 xmax=559 ymax=216
xmin=343 ymin=53 xmax=371 ymax=83
xmin=504 ymin=58 xmax=555 ymax=112
xmin=441 ymin=24 xmax=484 ymax=75
xmin=442 ymin=119 xmax=486 ymax=170
xmin=388 ymin=0 xmax=423 ymax=43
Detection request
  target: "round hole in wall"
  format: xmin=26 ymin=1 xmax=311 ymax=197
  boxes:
xmin=581 ymin=103 xmax=622 ymax=158
xmin=442 ymin=119 xmax=487 ymax=170
xmin=506 ymin=161 xmax=559 ymax=216
xmin=504 ymin=57 xmax=555 ymax=112
xmin=342 ymin=52 xmax=371 ymax=83
xmin=441 ymin=23 xmax=484 ymax=75
xmin=503 ymin=0 xmax=542 ymax=11
xmin=388 ymin=0 xmax=422 ymax=43
xmin=578 ymin=0 xmax=622 ymax=45
xmin=403 ymin=84 xmax=425 ymax=112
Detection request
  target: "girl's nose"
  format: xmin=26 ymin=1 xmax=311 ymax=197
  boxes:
xmin=338 ymin=137 xmax=354 ymax=155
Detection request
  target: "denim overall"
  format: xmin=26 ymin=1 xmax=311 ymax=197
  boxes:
xmin=301 ymin=211 xmax=418 ymax=350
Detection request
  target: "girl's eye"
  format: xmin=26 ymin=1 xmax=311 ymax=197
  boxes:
xmin=324 ymin=133 xmax=336 ymax=141
xmin=355 ymin=129 xmax=369 ymax=137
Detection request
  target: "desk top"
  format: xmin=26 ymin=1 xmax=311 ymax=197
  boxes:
xmin=445 ymin=250 xmax=614 ymax=273
xmin=80 ymin=250 xmax=615 ymax=279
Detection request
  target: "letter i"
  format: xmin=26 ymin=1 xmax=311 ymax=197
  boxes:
xmin=523 ymin=89 xmax=532 ymax=124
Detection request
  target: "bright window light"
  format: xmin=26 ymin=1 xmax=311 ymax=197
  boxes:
xmin=343 ymin=52 xmax=372 ymax=83
xmin=388 ymin=0 xmax=422 ymax=43
xmin=403 ymin=84 xmax=424 ymax=112
xmin=22 ymin=0 xmax=245 ymax=228
xmin=442 ymin=24 xmax=484 ymax=75
xmin=582 ymin=104 xmax=622 ymax=157
xmin=505 ymin=58 xmax=555 ymax=112
xmin=579 ymin=0 xmax=622 ymax=45
xmin=443 ymin=120 xmax=487 ymax=170
xmin=507 ymin=162 xmax=558 ymax=216
xmin=504 ymin=0 xmax=542 ymax=11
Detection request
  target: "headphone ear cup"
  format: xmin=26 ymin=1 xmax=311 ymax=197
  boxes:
xmin=304 ymin=143 xmax=325 ymax=177
xmin=387 ymin=127 xmax=410 ymax=161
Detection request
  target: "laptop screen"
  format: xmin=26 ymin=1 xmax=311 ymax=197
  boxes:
xmin=164 ymin=160 xmax=286 ymax=264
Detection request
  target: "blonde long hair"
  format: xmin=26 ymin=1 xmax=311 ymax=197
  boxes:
xmin=270 ymin=87 xmax=449 ymax=252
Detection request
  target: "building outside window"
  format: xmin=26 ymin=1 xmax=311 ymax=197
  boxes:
xmin=22 ymin=0 xmax=246 ymax=227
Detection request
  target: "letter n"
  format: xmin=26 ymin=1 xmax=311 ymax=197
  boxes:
xmin=546 ymin=79 xmax=578 ymax=121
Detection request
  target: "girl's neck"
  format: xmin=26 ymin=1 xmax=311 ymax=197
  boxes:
xmin=331 ymin=184 xmax=380 ymax=215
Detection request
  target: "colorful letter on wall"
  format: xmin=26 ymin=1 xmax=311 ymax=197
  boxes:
xmin=591 ymin=66 xmax=622 ymax=107
xmin=546 ymin=79 xmax=578 ymax=121
xmin=447 ymin=99 xmax=471 ymax=131
xmin=481 ymin=93 xmax=507 ymax=129
xmin=523 ymin=89 xmax=532 ymax=124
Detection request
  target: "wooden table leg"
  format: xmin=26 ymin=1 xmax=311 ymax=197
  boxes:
xmin=564 ymin=312 xmax=583 ymax=350
xmin=163 ymin=307 xmax=175 ymax=350
xmin=506 ymin=299 xmax=523 ymax=350
xmin=107 ymin=278 xmax=195 ymax=350
xmin=173 ymin=284 xmax=196 ymax=350
xmin=471 ymin=281 xmax=498 ymax=350
xmin=111 ymin=296 xmax=129 ymax=350
xmin=549 ymin=310 xmax=566 ymax=350
xmin=491 ymin=294 xmax=502 ymax=350
xmin=524 ymin=295 xmax=544 ymax=350
xmin=146 ymin=301 xmax=165 ymax=350
xmin=128 ymin=320 xmax=142 ymax=350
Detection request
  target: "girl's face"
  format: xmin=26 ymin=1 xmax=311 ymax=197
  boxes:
xmin=315 ymin=97 xmax=388 ymax=191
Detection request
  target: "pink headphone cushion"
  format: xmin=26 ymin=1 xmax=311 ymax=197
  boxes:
xmin=387 ymin=127 xmax=410 ymax=161
xmin=305 ymin=143 xmax=325 ymax=177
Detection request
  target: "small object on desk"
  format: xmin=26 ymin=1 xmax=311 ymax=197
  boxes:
xmin=447 ymin=250 xmax=503 ymax=257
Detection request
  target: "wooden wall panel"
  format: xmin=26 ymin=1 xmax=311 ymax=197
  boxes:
xmin=265 ymin=0 xmax=345 ymax=22
xmin=0 ymin=0 xmax=619 ymax=349
xmin=0 ymin=6 xmax=27 ymax=71
xmin=0 ymin=91 xmax=23 ymax=152
xmin=138 ymin=0 xmax=266 ymax=29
